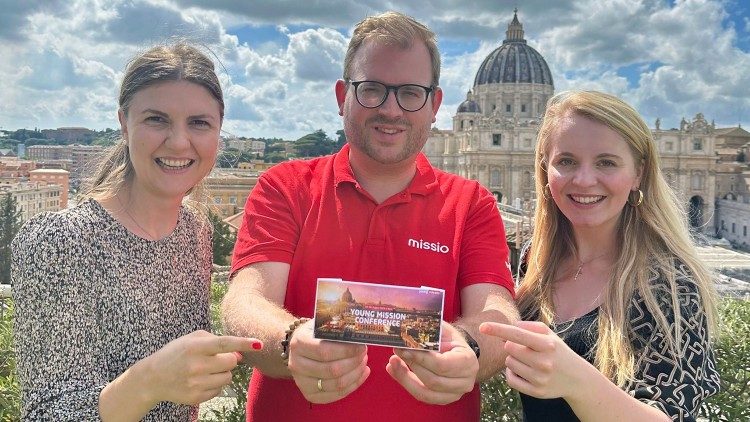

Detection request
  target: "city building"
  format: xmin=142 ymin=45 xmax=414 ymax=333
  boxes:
xmin=26 ymin=144 xmax=104 ymax=180
xmin=1 ymin=182 xmax=62 ymax=221
xmin=203 ymin=169 xmax=259 ymax=218
xmin=29 ymin=168 xmax=69 ymax=208
xmin=424 ymin=10 xmax=735 ymax=235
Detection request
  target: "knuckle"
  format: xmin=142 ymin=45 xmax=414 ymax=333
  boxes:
xmin=335 ymin=376 xmax=348 ymax=392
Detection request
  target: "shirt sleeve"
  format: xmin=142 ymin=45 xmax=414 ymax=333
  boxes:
xmin=11 ymin=214 xmax=106 ymax=421
xmin=457 ymin=184 xmax=514 ymax=296
xmin=627 ymin=269 xmax=720 ymax=421
xmin=230 ymin=169 xmax=303 ymax=275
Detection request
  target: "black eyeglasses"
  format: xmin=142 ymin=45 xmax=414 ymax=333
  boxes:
xmin=348 ymin=80 xmax=434 ymax=112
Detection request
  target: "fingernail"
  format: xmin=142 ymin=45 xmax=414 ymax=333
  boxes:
xmin=252 ymin=341 xmax=263 ymax=350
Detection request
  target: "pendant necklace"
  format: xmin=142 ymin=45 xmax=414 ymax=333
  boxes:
xmin=572 ymin=251 xmax=611 ymax=282
xmin=118 ymin=195 xmax=156 ymax=241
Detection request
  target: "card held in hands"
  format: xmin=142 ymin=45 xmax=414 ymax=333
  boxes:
xmin=313 ymin=278 xmax=445 ymax=351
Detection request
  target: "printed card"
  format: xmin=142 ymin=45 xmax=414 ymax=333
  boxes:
xmin=313 ymin=278 xmax=445 ymax=351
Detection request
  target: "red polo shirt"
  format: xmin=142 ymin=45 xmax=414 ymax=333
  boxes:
xmin=232 ymin=144 xmax=513 ymax=422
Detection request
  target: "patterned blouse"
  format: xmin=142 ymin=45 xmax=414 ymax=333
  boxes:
xmin=518 ymin=256 xmax=719 ymax=421
xmin=11 ymin=199 xmax=212 ymax=421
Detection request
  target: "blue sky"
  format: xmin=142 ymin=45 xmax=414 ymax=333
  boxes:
xmin=1 ymin=0 xmax=749 ymax=139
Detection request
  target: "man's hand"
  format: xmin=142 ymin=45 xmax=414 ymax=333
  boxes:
xmin=386 ymin=322 xmax=479 ymax=405
xmin=287 ymin=320 xmax=370 ymax=404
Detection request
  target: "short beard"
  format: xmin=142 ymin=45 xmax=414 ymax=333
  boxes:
xmin=347 ymin=115 xmax=429 ymax=165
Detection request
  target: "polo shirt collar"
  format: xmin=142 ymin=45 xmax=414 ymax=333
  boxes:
xmin=333 ymin=143 xmax=438 ymax=196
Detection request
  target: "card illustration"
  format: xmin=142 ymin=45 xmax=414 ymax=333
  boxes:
xmin=313 ymin=278 xmax=445 ymax=351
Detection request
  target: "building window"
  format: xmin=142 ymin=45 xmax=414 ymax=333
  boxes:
xmin=214 ymin=197 xmax=222 ymax=204
xmin=744 ymin=226 xmax=747 ymax=237
xmin=490 ymin=169 xmax=501 ymax=187
xmin=691 ymin=172 xmax=704 ymax=190
xmin=665 ymin=141 xmax=673 ymax=151
xmin=523 ymin=138 xmax=532 ymax=147
xmin=492 ymin=134 xmax=502 ymax=146
xmin=732 ymin=223 xmax=736 ymax=234
xmin=521 ymin=104 xmax=527 ymax=112
xmin=229 ymin=196 xmax=237 ymax=205
xmin=523 ymin=171 xmax=532 ymax=187
xmin=506 ymin=104 xmax=511 ymax=113
xmin=693 ymin=138 xmax=703 ymax=151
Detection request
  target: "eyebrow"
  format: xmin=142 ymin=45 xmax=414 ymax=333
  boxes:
xmin=141 ymin=109 xmax=218 ymax=121
xmin=556 ymin=152 xmax=624 ymax=160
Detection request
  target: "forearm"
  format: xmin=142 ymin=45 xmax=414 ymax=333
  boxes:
xmin=566 ymin=362 xmax=670 ymax=422
xmin=221 ymin=285 xmax=295 ymax=378
xmin=455 ymin=287 xmax=519 ymax=382
xmin=99 ymin=359 xmax=158 ymax=421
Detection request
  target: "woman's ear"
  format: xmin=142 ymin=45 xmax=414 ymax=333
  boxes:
xmin=118 ymin=109 xmax=128 ymax=142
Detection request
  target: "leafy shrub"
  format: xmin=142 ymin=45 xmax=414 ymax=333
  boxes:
xmin=700 ymin=298 xmax=750 ymax=421
xmin=0 ymin=299 xmax=21 ymax=422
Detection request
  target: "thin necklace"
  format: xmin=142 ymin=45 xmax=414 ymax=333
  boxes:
xmin=118 ymin=195 xmax=156 ymax=241
xmin=572 ymin=251 xmax=611 ymax=282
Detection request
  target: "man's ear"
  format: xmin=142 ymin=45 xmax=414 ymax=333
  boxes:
xmin=335 ymin=79 xmax=347 ymax=116
xmin=430 ymin=87 xmax=443 ymax=123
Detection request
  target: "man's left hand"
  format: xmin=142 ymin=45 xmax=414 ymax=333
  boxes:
xmin=386 ymin=322 xmax=478 ymax=405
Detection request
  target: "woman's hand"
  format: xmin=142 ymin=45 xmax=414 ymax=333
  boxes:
xmin=479 ymin=321 xmax=587 ymax=400
xmin=140 ymin=330 xmax=263 ymax=405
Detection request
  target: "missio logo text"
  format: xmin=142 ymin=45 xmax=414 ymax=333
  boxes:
xmin=407 ymin=238 xmax=450 ymax=254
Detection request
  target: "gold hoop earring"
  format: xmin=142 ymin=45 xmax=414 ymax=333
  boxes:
xmin=628 ymin=189 xmax=643 ymax=207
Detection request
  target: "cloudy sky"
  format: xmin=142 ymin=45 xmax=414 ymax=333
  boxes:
xmin=1 ymin=0 xmax=749 ymax=140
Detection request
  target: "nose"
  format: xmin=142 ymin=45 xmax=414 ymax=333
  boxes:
xmin=165 ymin=123 xmax=191 ymax=150
xmin=377 ymin=89 xmax=404 ymax=119
xmin=571 ymin=164 xmax=597 ymax=187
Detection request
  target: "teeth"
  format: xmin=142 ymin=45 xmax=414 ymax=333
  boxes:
xmin=159 ymin=158 xmax=192 ymax=168
xmin=379 ymin=128 xmax=399 ymax=134
xmin=572 ymin=195 xmax=604 ymax=204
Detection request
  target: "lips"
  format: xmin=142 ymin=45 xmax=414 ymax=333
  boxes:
xmin=376 ymin=127 xmax=402 ymax=135
xmin=570 ymin=194 xmax=605 ymax=204
xmin=156 ymin=158 xmax=194 ymax=169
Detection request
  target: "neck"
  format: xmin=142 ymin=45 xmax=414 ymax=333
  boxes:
xmin=572 ymin=224 xmax=618 ymax=263
xmin=348 ymin=148 xmax=417 ymax=204
xmin=110 ymin=186 xmax=183 ymax=240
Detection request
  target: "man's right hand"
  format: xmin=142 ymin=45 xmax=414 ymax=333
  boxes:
xmin=287 ymin=320 xmax=370 ymax=403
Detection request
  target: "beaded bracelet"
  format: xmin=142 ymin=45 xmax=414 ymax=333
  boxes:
xmin=280 ymin=317 xmax=310 ymax=365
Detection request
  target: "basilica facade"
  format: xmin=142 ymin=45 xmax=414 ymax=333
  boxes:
xmin=424 ymin=10 xmax=750 ymax=235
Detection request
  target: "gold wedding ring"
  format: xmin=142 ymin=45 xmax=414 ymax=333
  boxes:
xmin=317 ymin=378 xmax=324 ymax=392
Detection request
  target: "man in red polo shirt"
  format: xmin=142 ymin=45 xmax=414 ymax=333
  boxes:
xmin=223 ymin=11 xmax=519 ymax=421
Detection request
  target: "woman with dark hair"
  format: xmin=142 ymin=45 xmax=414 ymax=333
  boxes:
xmin=481 ymin=91 xmax=719 ymax=421
xmin=12 ymin=42 xmax=262 ymax=421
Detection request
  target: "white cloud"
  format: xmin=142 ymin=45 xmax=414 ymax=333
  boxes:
xmin=2 ymin=0 xmax=749 ymax=138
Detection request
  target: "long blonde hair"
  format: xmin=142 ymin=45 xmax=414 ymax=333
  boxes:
xmin=517 ymin=90 xmax=718 ymax=386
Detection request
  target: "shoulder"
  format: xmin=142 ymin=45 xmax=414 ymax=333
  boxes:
xmin=261 ymin=155 xmax=332 ymax=184
xmin=13 ymin=200 xmax=103 ymax=253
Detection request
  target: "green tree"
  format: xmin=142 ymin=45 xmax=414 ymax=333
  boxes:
xmin=293 ymin=129 xmax=335 ymax=157
xmin=0 ymin=193 xmax=22 ymax=284
xmin=208 ymin=211 xmax=236 ymax=266
xmin=335 ymin=129 xmax=347 ymax=152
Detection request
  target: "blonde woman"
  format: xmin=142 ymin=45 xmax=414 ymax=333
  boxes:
xmin=12 ymin=43 xmax=262 ymax=421
xmin=481 ymin=91 xmax=719 ymax=421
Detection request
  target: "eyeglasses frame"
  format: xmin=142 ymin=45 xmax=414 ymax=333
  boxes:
xmin=347 ymin=80 xmax=435 ymax=112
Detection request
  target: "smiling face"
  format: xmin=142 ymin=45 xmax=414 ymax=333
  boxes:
xmin=119 ymin=80 xmax=221 ymax=201
xmin=335 ymin=38 xmax=442 ymax=167
xmin=546 ymin=112 xmax=642 ymax=235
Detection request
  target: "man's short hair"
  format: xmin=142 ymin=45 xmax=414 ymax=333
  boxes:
xmin=343 ymin=11 xmax=441 ymax=87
